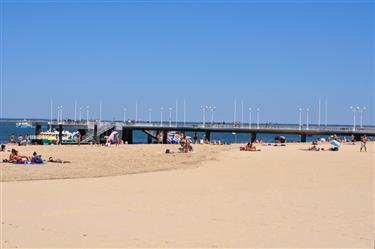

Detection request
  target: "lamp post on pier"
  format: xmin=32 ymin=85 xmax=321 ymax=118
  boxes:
xmin=350 ymin=106 xmax=357 ymax=131
xmin=256 ymin=108 xmax=260 ymax=129
xmin=306 ymin=108 xmax=310 ymax=130
xmin=123 ymin=108 xmax=127 ymax=123
xmin=248 ymin=108 xmax=252 ymax=129
xmin=200 ymin=106 xmax=208 ymax=127
xmin=208 ymin=106 xmax=216 ymax=125
xmin=86 ymin=106 xmax=89 ymax=124
xmin=168 ymin=107 xmax=173 ymax=127
xmin=298 ymin=108 xmax=302 ymax=130
xmin=357 ymin=107 xmax=367 ymax=129
xmin=160 ymin=107 xmax=164 ymax=126
xmin=57 ymin=106 xmax=63 ymax=124
xmin=148 ymin=108 xmax=152 ymax=124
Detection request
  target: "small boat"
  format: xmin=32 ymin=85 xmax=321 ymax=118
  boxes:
xmin=16 ymin=120 xmax=33 ymax=128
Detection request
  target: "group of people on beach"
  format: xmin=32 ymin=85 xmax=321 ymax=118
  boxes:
xmin=3 ymin=149 xmax=71 ymax=165
xmin=8 ymin=133 xmax=30 ymax=146
xmin=307 ymin=134 xmax=368 ymax=152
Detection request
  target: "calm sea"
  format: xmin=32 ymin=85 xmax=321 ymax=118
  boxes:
xmin=0 ymin=120 xmax=335 ymax=144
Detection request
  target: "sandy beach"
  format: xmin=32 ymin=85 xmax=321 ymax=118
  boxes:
xmin=1 ymin=142 xmax=373 ymax=248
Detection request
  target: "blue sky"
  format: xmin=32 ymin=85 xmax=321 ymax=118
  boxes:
xmin=1 ymin=0 xmax=374 ymax=125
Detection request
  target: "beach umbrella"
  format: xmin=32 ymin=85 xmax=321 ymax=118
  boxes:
xmin=330 ymin=140 xmax=341 ymax=147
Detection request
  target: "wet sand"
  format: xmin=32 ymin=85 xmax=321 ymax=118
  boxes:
xmin=1 ymin=142 xmax=374 ymax=248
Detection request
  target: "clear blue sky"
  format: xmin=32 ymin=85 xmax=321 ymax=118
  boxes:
xmin=1 ymin=0 xmax=374 ymax=125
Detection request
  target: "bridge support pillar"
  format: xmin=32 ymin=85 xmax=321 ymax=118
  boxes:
xmin=355 ymin=134 xmax=362 ymax=142
xmin=205 ymin=131 xmax=211 ymax=142
xmin=58 ymin=125 xmax=63 ymax=144
xmin=35 ymin=123 xmax=42 ymax=136
xmin=94 ymin=124 xmax=98 ymax=144
xmin=147 ymin=134 xmax=152 ymax=144
xmin=163 ymin=130 xmax=168 ymax=144
xmin=301 ymin=134 xmax=307 ymax=143
xmin=251 ymin=133 xmax=257 ymax=143
xmin=78 ymin=129 xmax=88 ymax=138
xmin=122 ymin=128 xmax=133 ymax=144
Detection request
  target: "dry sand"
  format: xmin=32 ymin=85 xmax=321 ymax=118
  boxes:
xmin=0 ymin=142 xmax=374 ymax=248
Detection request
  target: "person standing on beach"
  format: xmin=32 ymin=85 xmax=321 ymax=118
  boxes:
xmin=9 ymin=134 xmax=15 ymax=144
xmin=18 ymin=135 xmax=23 ymax=146
xmin=193 ymin=132 xmax=198 ymax=144
xmin=360 ymin=134 xmax=367 ymax=152
xmin=351 ymin=134 xmax=355 ymax=145
xmin=25 ymin=134 xmax=29 ymax=146
xmin=77 ymin=131 xmax=81 ymax=146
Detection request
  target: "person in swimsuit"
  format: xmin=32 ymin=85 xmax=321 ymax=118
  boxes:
xmin=360 ymin=134 xmax=368 ymax=152
xmin=48 ymin=157 xmax=71 ymax=164
xmin=9 ymin=134 xmax=15 ymax=144
xmin=9 ymin=149 xmax=30 ymax=163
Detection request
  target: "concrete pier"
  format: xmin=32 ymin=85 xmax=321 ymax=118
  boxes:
xmin=94 ymin=125 xmax=98 ymax=144
xmin=251 ymin=133 xmax=257 ymax=142
xmin=35 ymin=123 xmax=42 ymax=136
xmin=58 ymin=124 xmax=63 ymax=144
xmin=47 ymin=121 xmax=375 ymax=144
xmin=205 ymin=131 xmax=211 ymax=142
xmin=162 ymin=131 xmax=168 ymax=144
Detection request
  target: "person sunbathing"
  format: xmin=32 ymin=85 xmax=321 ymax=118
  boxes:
xmin=9 ymin=149 xmax=30 ymax=163
xmin=308 ymin=145 xmax=320 ymax=151
xmin=308 ymin=141 xmax=321 ymax=151
xmin=48 ymin=157 xmax=71 ymax=164
xmin=241 ymin=142 xmax=260 ymax=151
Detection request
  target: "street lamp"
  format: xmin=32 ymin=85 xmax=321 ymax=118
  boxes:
xmin=160 ymin=107 xmax=164 ymax=126
xmin=86 ymin=106 xmax=90 ymax=124
xmin=298 ymin=108 xmax=303 ymax=130
xmin=200 ymin=106 xmax=208 ymax=127
xmin=306 ymin=108 xmax=310 ymax=130
xmin=148 ymin=108 xmax=152 ymax=124
xmin=79 ymin=107 xmax=82 ymax=122
xmin=256 ymin=108 xmax=260 ymax=129
xmin=123 ymin=108 xmax=127 ymax=123
xmin=209 ymin=106 xmax=216 ymax=125
xmin=248 ymin=108 xmax=252 ymax=129
xmin=168 ymin=107 xmax=173 ymax=127
xmin=350 ymin=106 xmax=357 ymax=131
xmin=357 ymin=107 xmax=367 ymax=129
xmin=57 ymin=106 xmax=62 ymax=124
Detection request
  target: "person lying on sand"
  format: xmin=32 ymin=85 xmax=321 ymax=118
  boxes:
xmin=48 ymin=157 xmax=71 ymax=164
xmin=308 ymin=140 xmax=320 ymax=151
xmin=9 ymin=149 xmax=30 ymax=163
xmin=308 ymin=145 xmax=320 ymax=151
xmin=240 ymin=142 xmax=261 ymax=151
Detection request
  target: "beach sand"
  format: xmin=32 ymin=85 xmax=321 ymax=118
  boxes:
xmin=1 ymin=142 xmax=374 ymax=248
